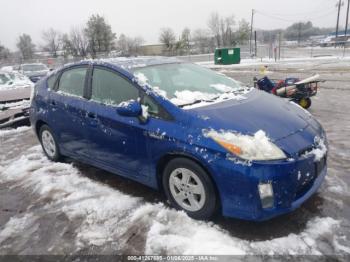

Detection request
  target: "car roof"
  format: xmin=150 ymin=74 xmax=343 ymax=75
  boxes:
xmin=21 ymin=63 xmax=46 ymax=66
xmin=98 ymin=56 xmax=182 ymax=70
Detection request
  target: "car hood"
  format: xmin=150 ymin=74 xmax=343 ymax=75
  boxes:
xmin=0 ymin=88 xmax=31 ymax=103
xmin=187 ymin=89 xmax=312 ymax=142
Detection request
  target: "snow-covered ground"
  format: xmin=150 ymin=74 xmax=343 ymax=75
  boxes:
xmin=0 ymin=58 xmax=350 ymax=257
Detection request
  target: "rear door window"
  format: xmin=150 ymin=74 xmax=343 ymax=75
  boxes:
xmin=58 ymin=67 xmax=87 ymax=97
xmin=91 ymin=67 xmax=139 ymax=106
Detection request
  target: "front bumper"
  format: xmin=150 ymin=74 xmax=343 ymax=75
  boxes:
xmin=209 ymin=153 xmax=327 ymax=221
xmin=0 ymin=107 xmax=30 ymax=128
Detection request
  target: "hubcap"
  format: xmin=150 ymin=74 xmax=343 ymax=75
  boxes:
xmin=169 ymin=168 xmax=206 ymax=212
xmin=41 ymin=130 xmax=56 ymax=158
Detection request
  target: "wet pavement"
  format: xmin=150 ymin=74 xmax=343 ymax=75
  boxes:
xmin=0 ymin=58 xmax=349 ymax=257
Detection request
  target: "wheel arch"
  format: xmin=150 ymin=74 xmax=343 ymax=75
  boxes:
xmin=35 ymin=119 xmax=48 ymax=137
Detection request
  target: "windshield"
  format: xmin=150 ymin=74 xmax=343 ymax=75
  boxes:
xmin=0 ymin=73 xmax=11 ymax=85
xmin=133 ymin=63 xmax=243 ymax=100
xmin=22 ymin=64 xmax=47 ymax=72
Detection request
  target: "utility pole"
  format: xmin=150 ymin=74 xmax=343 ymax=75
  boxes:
xmin=278 ymin=32 xmax=282 ymax=60
xmin=345 ymin=0 xmax=350 ymax=37
xmin=249 ymin=9 xmax=255 ymax=55
xmin=336 ymin=0 xmax=343 ymax=38
xmin=254 ymin=31 xmax=257 ymax=57
xmin=344 ymin=0 xmax=350 ymax=56
xmin=298 ymin=22 xmax=302 ymax=46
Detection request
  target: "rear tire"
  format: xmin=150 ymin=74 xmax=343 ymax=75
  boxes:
xmin=162 ymin=158 xmax=218 ymax=220
xmin=39 ymin=125 xmax=61 ymax=162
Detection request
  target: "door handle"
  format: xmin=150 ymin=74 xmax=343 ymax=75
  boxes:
xmin=50 ymin=100 xmax=57 ymax=106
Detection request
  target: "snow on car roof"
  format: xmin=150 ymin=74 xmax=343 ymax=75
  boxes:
xmin=100 ymin=56 xmax=182 ymax=70
xmin=20 ymin=63 xmax=47 ymax=66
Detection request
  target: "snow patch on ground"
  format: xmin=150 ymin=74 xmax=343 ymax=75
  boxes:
xmin=0 ymin=126 xmax=31 ymax=137
xmin=0 ymin=146 xmax=141 ymax=249
xmin=0 ymin=140 xmax=344 ymax=255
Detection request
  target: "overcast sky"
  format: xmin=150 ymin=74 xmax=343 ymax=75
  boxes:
xmin=0 ymin=0 xmax=347 ymax=50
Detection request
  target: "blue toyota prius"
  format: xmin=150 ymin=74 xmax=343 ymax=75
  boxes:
xmin=30 ymin=57 xmax=328 ymax=221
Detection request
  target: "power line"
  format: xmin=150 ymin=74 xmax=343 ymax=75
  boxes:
xmin=255 ymin=9 xmax=338 ymax=24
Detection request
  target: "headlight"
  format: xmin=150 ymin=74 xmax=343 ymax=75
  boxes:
xmin=204 ymin=129 xmax=286 ymax=161
xmin=30 ymin=86 xmax=35 ymax=102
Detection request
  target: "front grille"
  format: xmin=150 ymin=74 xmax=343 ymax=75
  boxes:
xmin=298 ymin=145 xmax=314 ymax=157
xmin=295 ymin=155 xmax=326 ymax=200
xmin=315 ymin=155 xmax=327 ymax=177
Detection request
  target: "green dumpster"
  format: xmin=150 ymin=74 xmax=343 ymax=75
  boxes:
xmin=214 ymin=47 xmax=241 ymax=65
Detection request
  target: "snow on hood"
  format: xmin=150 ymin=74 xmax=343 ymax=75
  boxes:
xmin=302 ymin=138 xmax=327 ymax=162
xmin=0 ymin=71 xmax=33 ymax=91
xmin=203 ymin=129 xmax=286 ymax=161
xmin=133 ymin=72 xmax=252 ymax=108
xmin=178 ymin=88 xmax=252 ymax=109
xmin=0 ymin=134 xmax=344 ymax=255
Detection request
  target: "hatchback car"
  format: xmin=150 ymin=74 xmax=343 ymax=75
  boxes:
xmin=0 ymin=70 xmax=33 ymax=128
xmin=30 ymin=57 xmax=328 ymax=221
xmin=19 ymin=63 xmax=50 ymax=83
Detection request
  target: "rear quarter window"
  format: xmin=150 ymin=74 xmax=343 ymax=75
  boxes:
xmin=47 ymin=74 xmax=57 ymax=90
xmin=58 ymin=67 xmax=87 ymax=97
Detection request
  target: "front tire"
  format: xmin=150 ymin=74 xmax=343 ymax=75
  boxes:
xmin=162 ymin=158 xmax=218 ymax=220
xmin=39 ymin=125 xmax=61 ymax=161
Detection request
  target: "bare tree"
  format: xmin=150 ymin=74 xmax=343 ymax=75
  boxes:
xmin=42 ymin=28 xmax=61 ymax=57
xmin=117 ymin=34 xmax=144 ymax=56
xmin=60 ymin=27 xmax=89 ymax=58
xmin=159 ymin=27 xmax=176 ymax=50
xmin=60 ymin=33 xmax=73 ymax=58
xmin=220 ymin=15 xmax=235 ymax=46
xmin=16 ymin=34 xmax=35 ymax=60
xmin=207 ymin=12 xmax=221 ymax=47
xmin=192 ymin=28 xmax=213 ymax=53
xmin=117 ymin=34 xmax=128 ymax=55
xmin=0 ymin=43 xmax=10 ymax=60
xmin=69 ymin=27 xmax=89 ymax=57
xmin=236 ymin=19 xmax=250 ymax=45
xmin=181 ymin=28 xmax=191 ymax=50
xmin=131 ymin=36 xmax=144 ymax=55
xmin=208 ymin=12 xmax=236 ymax=47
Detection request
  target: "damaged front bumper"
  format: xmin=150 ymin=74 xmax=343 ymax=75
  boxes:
xmin=0 ymin=106 xmax=30 ymax=128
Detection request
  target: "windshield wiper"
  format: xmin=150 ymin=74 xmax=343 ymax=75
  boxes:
xmin=178 ymin=99 xmax=216 ymax=108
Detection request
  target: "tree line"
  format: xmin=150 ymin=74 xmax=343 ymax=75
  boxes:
xmin=159 ymin=12 xmax=250 ymax=55
xmin=0 ymin=12 xmax=335 ymax=61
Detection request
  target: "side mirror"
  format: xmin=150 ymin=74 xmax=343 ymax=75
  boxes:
xmin=49 ymin=68 xmax=54 ymax=72
xmin=116 ymin=100 xmax=142 ymax=117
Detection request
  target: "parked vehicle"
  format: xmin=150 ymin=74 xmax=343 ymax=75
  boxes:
xmin=30 ymin=57 xmax=328 ymax=221
xmin=19 ymin=63 xmax=50 ymax=83
xmin=0 ymin=70 xmax=32 ymax=128
xmin=255 ymin=75 xmax=321 ymax=109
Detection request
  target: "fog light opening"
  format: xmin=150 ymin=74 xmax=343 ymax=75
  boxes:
xmin=258 ymin=183 xmax=274 ymax=209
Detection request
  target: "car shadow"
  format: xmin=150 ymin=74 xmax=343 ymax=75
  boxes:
xmin=68 ymin=158 xmax=324 ymax=242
